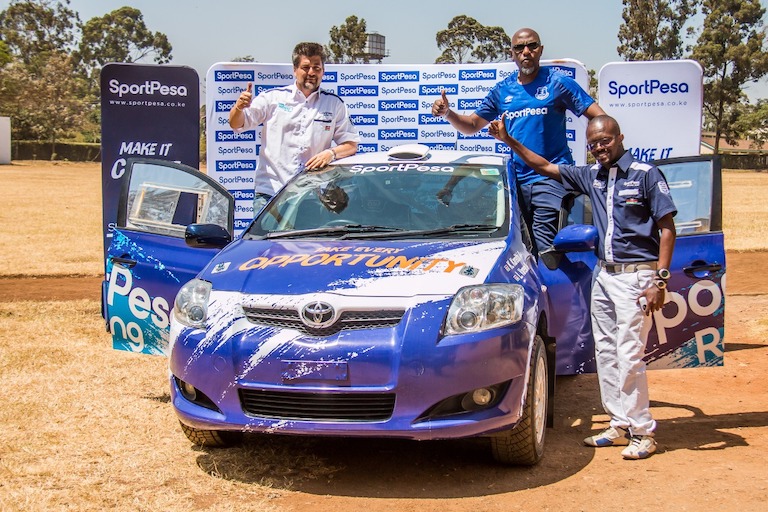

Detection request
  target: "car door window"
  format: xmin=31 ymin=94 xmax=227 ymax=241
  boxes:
xmin=121 ymin=161 xmax=232 ymax=237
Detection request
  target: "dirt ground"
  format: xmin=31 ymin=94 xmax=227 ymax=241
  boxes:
xmin=0 ymin=252 xmax=766 ymax=511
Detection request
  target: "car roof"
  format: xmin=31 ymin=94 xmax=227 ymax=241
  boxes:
xmin=335 ymin=144 xmax=507 ymax=167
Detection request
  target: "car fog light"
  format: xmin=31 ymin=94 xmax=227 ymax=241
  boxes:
xmin=179 ymin=380 xmax=197 ymax=401
xmin=472 ymin=388 xmax=493 ymax=406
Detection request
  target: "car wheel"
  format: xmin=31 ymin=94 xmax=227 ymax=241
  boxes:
xmin=179 ymin=421 xmax=243 ymax=448
xmin=490 ymin=334 xmax=548 ymax=465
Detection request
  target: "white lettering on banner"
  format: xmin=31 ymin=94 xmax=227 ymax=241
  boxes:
xmin=107 ymin=265 xmax=170 ymax=352
xmin=108 ymin=78 xmax=188 ymax=98
xmin=118 ymin=141 xmax=174 ymax=156
xmin=349 ymin=163 xmax=455 ymax=174
xmin=111 ymin=158 xmax=127 ymax=179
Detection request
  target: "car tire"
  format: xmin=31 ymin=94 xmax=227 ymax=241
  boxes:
xmin=490 ymin=334 xmax=548 ymax=465
xmin=179 ymin=421 xmax=243 ymax=448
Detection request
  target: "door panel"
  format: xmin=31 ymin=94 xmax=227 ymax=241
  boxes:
xmin=103 ymin=159 xmax=233 ymax=354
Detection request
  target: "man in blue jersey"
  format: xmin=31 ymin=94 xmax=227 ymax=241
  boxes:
xmin=432 ymin=27 xmax=605 ymax=255
xmin=489 ymin=113 xmax=677 ymax=460
xmin=229 ymin=42 xmax=359 ymax=215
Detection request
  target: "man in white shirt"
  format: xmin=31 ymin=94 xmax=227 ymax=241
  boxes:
xmin=229 ymin=42 xmax=360 ymax=215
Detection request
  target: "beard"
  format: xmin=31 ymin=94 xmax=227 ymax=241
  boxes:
xmin=519 ymin=64 xmax=536 ymax=76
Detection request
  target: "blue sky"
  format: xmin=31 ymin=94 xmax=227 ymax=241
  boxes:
xmin=2 ymin=0 xmax=767 ymax=100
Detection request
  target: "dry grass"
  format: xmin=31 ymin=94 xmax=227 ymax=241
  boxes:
xmin=0 ymin=161 xmax=103 ymax=277
xmin=722 ymin=170 xmax=768 ymax=251
xmin=0 ymin=300 xmax=344 ymax=512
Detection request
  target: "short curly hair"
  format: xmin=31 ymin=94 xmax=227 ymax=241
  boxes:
xmin=292 ymin=42 xmax=327 ymax=67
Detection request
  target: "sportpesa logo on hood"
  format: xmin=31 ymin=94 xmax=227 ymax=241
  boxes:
xmin=108 ymin=79 xmax=189 ymax=98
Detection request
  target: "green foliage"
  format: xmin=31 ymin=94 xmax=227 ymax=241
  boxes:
xmin=0 ymin=1 xmax=172 ymax=147
xmin=0 ymin=41 xmax=12 ymax=67
xmin=733 ymin=99 xmax=768 ymax=149
xmin=75 ymin=6 xmax=173 ymax=82
xmin=0 ymin=53 xmax=88 ymax=150
xmin=0 ymin=0 xmax=80 ymax=65
xmin=435 ymin=15 xmax=510 ymax=64
xmin=617 ymin=0 xmax=698 ymax=60
xmin=691 ymin=0 xmax=768 ymax=152
xmin=328 ymin=15 xmax=368 ymax=64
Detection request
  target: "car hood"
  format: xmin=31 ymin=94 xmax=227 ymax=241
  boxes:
xmin=199 ymin=238 xmax=507 ymax=297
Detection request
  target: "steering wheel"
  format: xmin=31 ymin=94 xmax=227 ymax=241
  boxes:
xmin=325 ymin=219 xmax=358 ymax=226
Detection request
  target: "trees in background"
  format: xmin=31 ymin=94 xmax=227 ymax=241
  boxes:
xmin=0 ymin=0 xmax=173 ymax=149
xmin=617 ymin=0 xmax=698 ymax=60
xmin=435 ymin=15 xmax=510 ymax=64
xmin=0 ymin=2 xmax=766 ymax=154
xmin=328 ymin=15 xmax=369 ymax=63
xmin=617 ymin=0 xmax=768 ymax=151
xmin=76 ymin=6 xmax=172 ymax=88
xmin=690 ymin=0 xmax=768 ymax=151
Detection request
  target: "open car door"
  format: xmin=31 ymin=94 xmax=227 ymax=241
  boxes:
xmin=645 ymin=155 xmax=725 ymax=368
xmin=542 ymin=155 xmax=725 ymax=374
xmin=102 ymin=159 xmax=234 ymax=354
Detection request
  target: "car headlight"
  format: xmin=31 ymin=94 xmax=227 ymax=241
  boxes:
xmin=173 ymin=279 xmax=212 ymax=328
xmin=443 ymin=284 xmax=524 ymax=335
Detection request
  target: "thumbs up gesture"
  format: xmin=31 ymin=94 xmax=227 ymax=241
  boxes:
xmin=431 ymin=89 xmax=450 ymax=118
xmin=236 ymin=82 xmax=253 ymax=111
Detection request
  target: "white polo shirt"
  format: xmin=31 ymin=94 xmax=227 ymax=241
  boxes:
xmin=235 ymin=82 xmax=360 ymax=195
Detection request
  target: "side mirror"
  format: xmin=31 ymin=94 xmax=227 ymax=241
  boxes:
xmin=540 ymin=224 xmax=598 ymax=271
xmin=553 ymin=224 xmax=598 ymax=252
xmin=185 ymin=223 xmax=232 ymax=249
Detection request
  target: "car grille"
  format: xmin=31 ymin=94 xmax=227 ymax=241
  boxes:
xmin=239 ymin=389 xmax=396 ymax=421
xmin=241 ymin=307 xmax=405 ymax=337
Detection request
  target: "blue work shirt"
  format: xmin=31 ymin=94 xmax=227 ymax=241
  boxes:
xmin=558 ymin=151 xmax=677 ymax=263
xmin=476 ymin=67 xmax=594 ymax=185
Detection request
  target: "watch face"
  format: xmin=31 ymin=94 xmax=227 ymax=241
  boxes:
xmin=657 ymin=268 xmax=671 ymax=280
xmin=654 ymin=279 xmax=667 ymax=289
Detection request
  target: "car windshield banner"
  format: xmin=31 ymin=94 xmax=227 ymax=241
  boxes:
xmin=100 ymin=63 xmax=200 ymax=262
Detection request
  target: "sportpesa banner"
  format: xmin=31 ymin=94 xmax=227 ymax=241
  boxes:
xmin=599 ymin=60 xmax=703 ymax=160
xmin=206 ymin=60 xmax=591 ymax=227
xmin=101 ymin=63 xmax=200 ymax=260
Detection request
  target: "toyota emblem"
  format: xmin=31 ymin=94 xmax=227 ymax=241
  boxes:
xmin=300 ymin=301 xmax=336 ymax=328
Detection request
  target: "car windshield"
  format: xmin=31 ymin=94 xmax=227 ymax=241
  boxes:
xmin=244 ymin=161 xmax=510 ymax=240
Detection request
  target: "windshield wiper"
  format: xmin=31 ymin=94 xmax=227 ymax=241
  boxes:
xmin=343 ymin=223 xmax=499 ymax=239
xmin=263 ymin=224 xmax=404 ymax=239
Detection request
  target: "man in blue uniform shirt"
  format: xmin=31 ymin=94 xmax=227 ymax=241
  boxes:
xmin=489 ymin=113 xmax=677 ymax=460
xmin=432 ymin=27 xmax=605 ymax=256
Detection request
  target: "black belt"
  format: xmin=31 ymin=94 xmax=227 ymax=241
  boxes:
xmin=599 ymin=261 xmax=657 ymax=273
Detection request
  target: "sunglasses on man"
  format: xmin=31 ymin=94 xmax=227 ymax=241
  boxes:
xmin=512 ymin=41 xmax=541 ymax=54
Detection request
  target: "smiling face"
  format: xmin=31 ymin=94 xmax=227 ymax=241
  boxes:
xmin=587 ymin=117 xmax=625 ymax=167
xmin=294 ymin=55 xmax=324 ymax=96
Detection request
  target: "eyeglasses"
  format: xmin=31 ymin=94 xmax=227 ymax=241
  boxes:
xmin=587 ymin=137 xmax=615 ymax=151
xmin=512 ymin=41 xmax=541 ymax=54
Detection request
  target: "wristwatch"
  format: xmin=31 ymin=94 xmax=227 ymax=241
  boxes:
xmin=329 ymin=148 xmax=337 ymax=162
xmin=656 ymin=268 xmax=671 ymax=280
xmin=653 ymin=279 xmax=667 ymax=290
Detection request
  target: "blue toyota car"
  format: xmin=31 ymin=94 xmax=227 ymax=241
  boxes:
xmin=102 ymin=144 xmax=725 ymax=465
